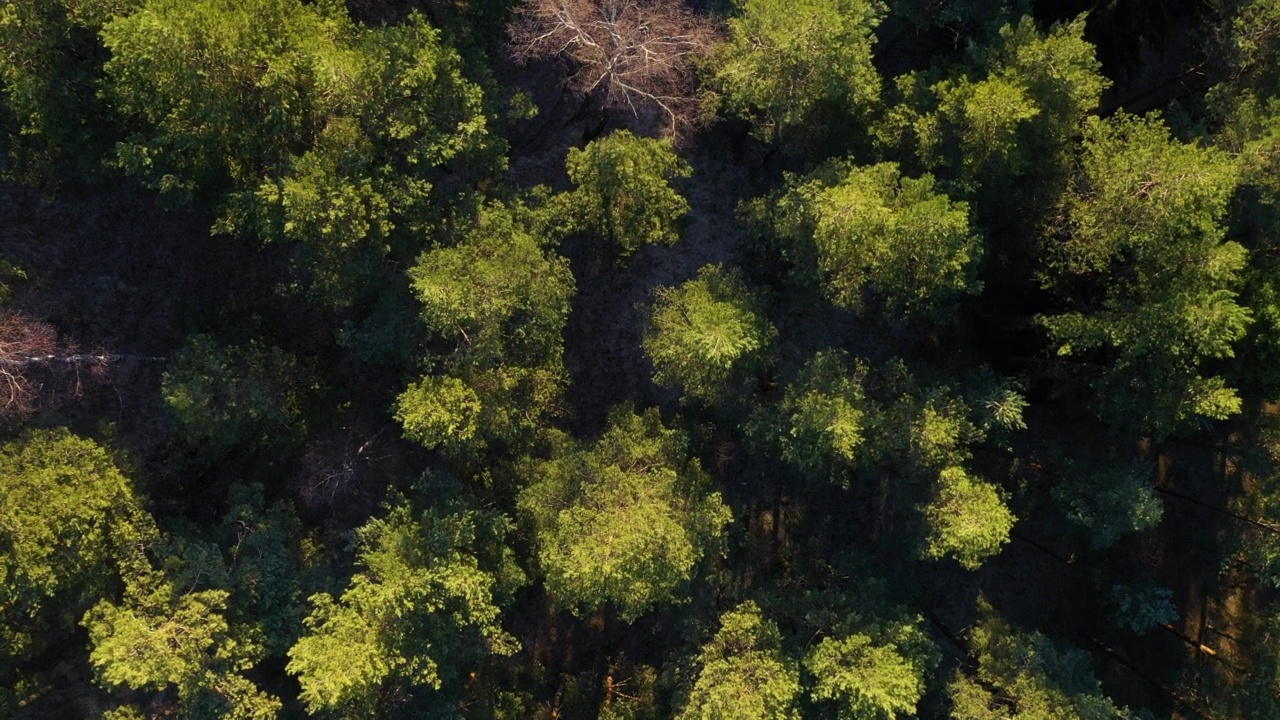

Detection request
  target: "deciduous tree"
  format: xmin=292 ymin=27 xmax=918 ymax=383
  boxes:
xmin=763 ymin=161 xmax=981 ymax=323
xmin=287 ymin=496 xmax=521 ymax=715
xmin=643 ymin=264 xmax=774 ymax=404
xmin=708 ymin=0 xmax=885 ymax=141
xmin=679 ymin=602 xmax=801 ymax=720
xmin=518 ymin=406 xmax=731 ymax=620
xmin=560 ymin=130 xmax=692 ymax=258
xmin=1038 ymin=112 xmax=1248 ymax=438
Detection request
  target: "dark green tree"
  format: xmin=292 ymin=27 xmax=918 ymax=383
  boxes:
xmin=162 ymin=335 xmax=307 ymax=458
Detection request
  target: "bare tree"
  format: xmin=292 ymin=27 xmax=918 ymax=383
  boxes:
xmin=0 ymin=311 xmax=164 ymax=416
xmin=509 ymin=0 xmax=719 ymax=135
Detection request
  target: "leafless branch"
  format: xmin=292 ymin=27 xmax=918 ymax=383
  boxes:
xmin=509 ymin=0 xmax=720 ymax=137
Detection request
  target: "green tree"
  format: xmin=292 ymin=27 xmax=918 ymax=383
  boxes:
xmin=1051 ymin=460 xmax=1162 ymax=550
xmin=0 ymin=0 xmax=133 ymax=185
xmin=708 ymin=0 xmax=884 ymax=141
xmin=680 ymin=602 xmax=801 ymax=720
xmin=101 ymin=0 xmax=494 ymax=308
xmin=518 ymin=406 xmax=732 ymax=621
xmin=921 ymin=467 xmax=1014 ymax=570
xmin=949 ymin=598 xmax=1130 ymax=719
xmin=162 ymin=334 xmax=307 ymax=458
xmin=1038 ymin=112 xmax=1249 ymax=437
xmin=288 ymin=495 xmax=521 ymax=715
xmin=643 ymin=264 xmax=774 ymax=403
xmin=397 ymin=200 xmax=574 ymax=454
xmin=765 ymin=161 xmax=981 ymax=322
xmin=85 ymin=548 xmax=281 ymax=720
xmin=888 ymin=15 xmax=1107 ymax=189
xmin=775 ymin=350 xmax=870 ymax=485
xmin=0 ymin=430 xmax=152 ymax=666
xmin=1107 ymin=583 xmax=1177 ymax=634
xmin=561 ymin=130 xmax=692 ymax=257
xmin=805 ymin=632 xmax=928 ymax=720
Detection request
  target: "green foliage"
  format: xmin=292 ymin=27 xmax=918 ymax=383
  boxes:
xmin=882 ymin=15 xmax=1107 ymax=195
xmin=162 ymin=334 xmax=307 ymax=457
xmin=679 ymin=602 xmax=802 ymax=720
xmin=777 ymin=351 xmax=870 ymax=484
xmin=84 ymin=549 xmax=281 ymax=720
xmin=395 ymin=375 xmax=483 ymax=453
xmin=101 ymin=0 xmax=493 ymax=308
xmin=287 ymin=495 xmax=521 ymax=714
xmin=862 ymin=362 xmax=984 ymax=479
xmin=0 ymin=430 xmax=152 ymax=665
xmin=922 ymin=467 xmax=1014 ymax=570
xmin=400 ymin=200 xmax=574 ymax=453
xmin=1108 ymin=583 xmax=1177 ymax=634
xmin=643 ymin=264 xmax=774 ymax=403
xmin=766 ymin=161 xmax=982 ymax=322
xmin=0 ymin=0 xmax=133 ymax=184
xmin=561 ymin=130 xmax=692 ymax=257
xmin=519 ymin=406 xmax=732 ymax=621
xmin=1039 ymin=112 xmax=1249 ymax=437
xmin=950 ymin=599 xmax=1130 ymax=720
xmin=805 ymin=632 xmax=928 ymax=720
xmin=1052 ymin=460 xmax=1162 ymax=550
xmin=219 ymin=485 xmax=311 ymax=657
xmin=709 ymin=0 xmax=885 ymax=140
xmin=102 ymin=0 xmax=488 ymax=199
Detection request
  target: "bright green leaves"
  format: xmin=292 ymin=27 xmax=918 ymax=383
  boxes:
xmin=0 ymin=430 xmax=151 ymax=662
xmin=921 ymin=467 xmax=1014 ymax=570
xmin=162 ymin=334 xmax=307 ymax=458
xmin=519 ymin=407 xmax=731 ymax=621
xmin=85 ymin=551 xmax=281 ymax=720
xmin=399 ymin=200 xmax=574 ymax=454
xmin=1039 ymin=113 xmax=1249 ymax=437
xmin=643 ymin=264 xmax=774 ymax=403
xmin=680 ymin=602 xmax=802 ymax=720
xmin=395 ymin=376 xmax=483 ymax=452
xmin=767 ymin=161 xmax=981 ymax=323
xmin=949 ymin=599 xmax=1130 ymax=720
xmin=561 ymin=130 xmax=692 ymax=257
xmin=709 ymin=0 xmax=885 ymax=140
xmin=805 ymin=632 xmax=927 ymax=720
xmin=101 ymin=0 xmax=346 ymax=196
xmin=287 ymin=497 xmax=521 ymax=715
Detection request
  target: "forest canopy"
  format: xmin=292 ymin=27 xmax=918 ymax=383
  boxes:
xmin=6 ymin=0 xmax=1280 ymax=718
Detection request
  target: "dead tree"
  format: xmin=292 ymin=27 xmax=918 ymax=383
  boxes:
xmin=508 ymin=0 xmax=719 ymax=136
xmin=0 ymin=311 xmax=164 ymax=416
